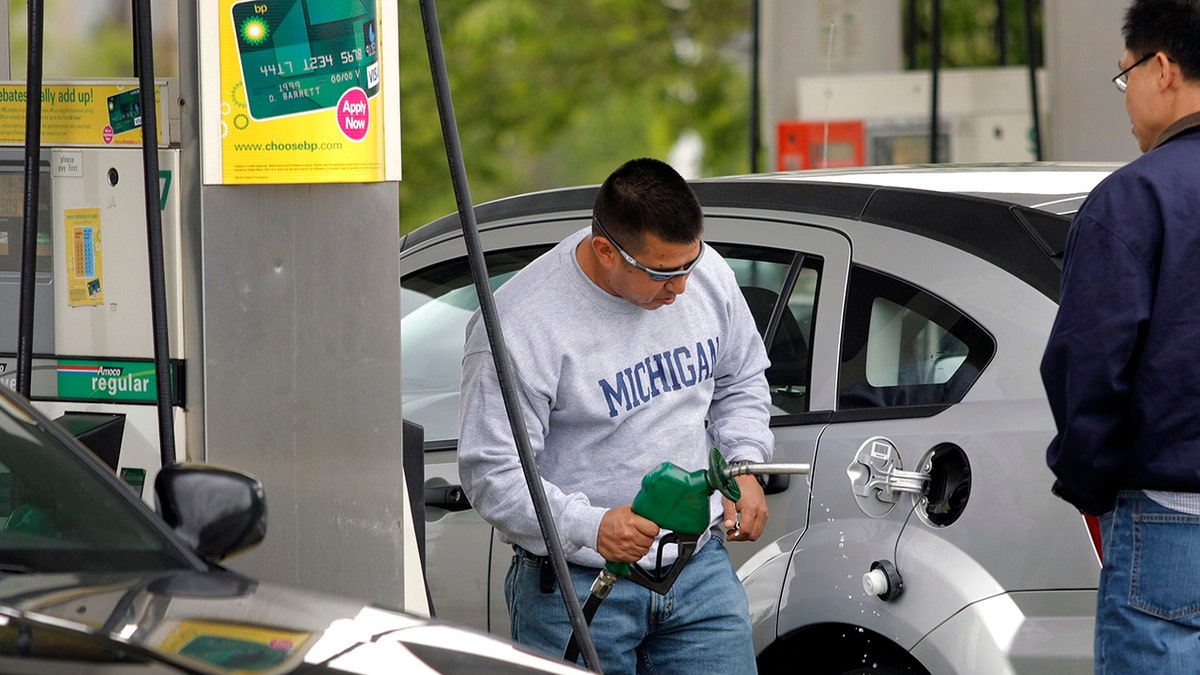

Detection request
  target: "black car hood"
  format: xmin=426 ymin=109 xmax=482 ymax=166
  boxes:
xmin=0 ymin=570 xmax=581 ymax=674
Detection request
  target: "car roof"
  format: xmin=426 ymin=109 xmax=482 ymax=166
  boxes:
xmin=401 ymin=163 xmax=1119 ymax=300
xmin=405 ymin=163 xmax=1114 ymax=243
xmin=720 ymin=162 xmax=1117 ymax=210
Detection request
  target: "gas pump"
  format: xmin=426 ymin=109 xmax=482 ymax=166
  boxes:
xmin=1 ymin=1 xmax=420 ymax=613
xmin=0 ymin=80 xmax=183 ymax=504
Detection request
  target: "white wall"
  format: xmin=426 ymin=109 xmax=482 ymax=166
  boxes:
xmin=761 ymin=0 xmax=903 ymax=167
xmin=1044 ymin=0 xmax=1139 ymax=161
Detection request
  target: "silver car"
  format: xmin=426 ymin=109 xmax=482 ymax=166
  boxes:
xmin=400 ymin=164 xmax=1115 ymax=674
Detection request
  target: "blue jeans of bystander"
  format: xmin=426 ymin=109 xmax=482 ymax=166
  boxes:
xmin=506 ymin=537 xmax=756 ymax=674
xmin=1095 ymin=490 xmax=1200 ymax=674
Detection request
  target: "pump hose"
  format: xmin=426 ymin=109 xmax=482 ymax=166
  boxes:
xmin=564 ymin=568 xmax=621 ymax=664
xmin=15 ymin=0 xmax=44 ymax=397
xmin=133 ymin=0 xmax=177 ymax=468
xmin=418 ymin=1 xmax=600 ymax=671
xmin=562 ymin=591 xmax=605 ymax=665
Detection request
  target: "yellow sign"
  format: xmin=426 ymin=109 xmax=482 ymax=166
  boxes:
xmin=0 ymin=81 xmax=165 ymax=146
xmin=206 ymin=0 xmax=399 ymax=185
xmin=160 ymin=619 xmax=310 ymax=674
xmin=63 ymin=208 xmax=103 ymax=306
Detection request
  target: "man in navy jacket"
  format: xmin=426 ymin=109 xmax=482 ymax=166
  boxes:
xmin=1040 ymin=1 xmax=1200 ymax=671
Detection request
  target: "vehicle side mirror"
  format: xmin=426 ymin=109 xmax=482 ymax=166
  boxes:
xmin=155 ymin=463 xmax=267 ymax=561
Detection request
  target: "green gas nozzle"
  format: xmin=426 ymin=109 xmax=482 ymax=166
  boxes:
xmin=629 ymin=448 xmax=741 ymax=537
xmin=627 ymin=448 xmax=815 ymax=537
xmin=605 ymin=449 xmax=811 ymax=582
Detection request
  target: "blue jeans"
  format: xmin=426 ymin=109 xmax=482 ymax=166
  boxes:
xmin=1095 ymin=491 xmax=1200 ymax=674
xmin=506 ymin=537 xmax=756 ymax=674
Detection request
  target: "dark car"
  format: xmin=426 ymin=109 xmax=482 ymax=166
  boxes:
xmin=0 ymin=384 xmax=584 ymax=674
xmin=400 ymin=164 xmax=1117 ymax=674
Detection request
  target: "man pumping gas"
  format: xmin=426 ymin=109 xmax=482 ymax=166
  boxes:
xmin=458 ymin=157 xmax=774 ymax=673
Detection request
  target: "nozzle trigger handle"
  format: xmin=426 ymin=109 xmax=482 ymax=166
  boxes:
xmin=604 ymin=533 xmax=698 ymax=595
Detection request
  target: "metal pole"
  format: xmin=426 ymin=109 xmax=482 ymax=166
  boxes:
xmin=750 ymin=0 xmax=761 ymax=173
xmin=929 ymin=0 xmax=942 ymax=163
xmin=16 ymin=0 xmax=45 ymax=397
xmin=133 ymin=0 xmax=177 ymax=467
xmin=1023 ymin=0 xmax=1044 ymax=160
xmin=905 ymin=0 xmax=918 ymax=70
xmin=998 ymin=0 xmax=1010 ymax=65
xmin=417 ymin=1 xmax=602 ymax=671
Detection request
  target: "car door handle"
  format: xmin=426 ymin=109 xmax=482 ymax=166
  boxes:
xmin=426 ymin=484 xmax=472 ymax=511
xmin=762 ymin=474 xmax=789 ymax=495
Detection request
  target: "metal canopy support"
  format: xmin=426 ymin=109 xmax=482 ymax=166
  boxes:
xmin=929 ymin=0 xmax=943 ymax=163
xmin=750 ymin=0 xmax=761 ymax=173
xmin=905 ymin=0 xmax=918 ymax=70
xmin=998 ymin=0 xmax=1010 ymax=65
xmin=1024 ymin=0 xmax=1044 ymax=160
xmin=180 ymin=0 xmax=412 ymax=612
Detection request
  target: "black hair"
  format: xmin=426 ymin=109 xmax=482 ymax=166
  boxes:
xmin=592 ymin=157 xmax=703 ymax=250
xmin=1124 ymin=0 xmax=1200 ymax=80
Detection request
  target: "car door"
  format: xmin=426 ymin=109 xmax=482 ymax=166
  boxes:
xmin=401 ymin=217 xmax=586 ymax=633
xmin=701 ymin=214 xmax=852 ymax=576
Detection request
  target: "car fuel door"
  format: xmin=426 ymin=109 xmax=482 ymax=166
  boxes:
xmin=847 ymin=436 xmax=971 ymax=526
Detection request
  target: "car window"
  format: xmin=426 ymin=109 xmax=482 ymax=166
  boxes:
xmin=837 ymin=265 xmax=993 ymax=409
xmin=0 ymin=395 xmax=192 ymax=573
xmin=401 ymin=246 xmax=552 ymax=444
xmin=714 ymin=245 xmax=820 ymax=416
xmin=401 ymin=242 xmax=822 ymax=440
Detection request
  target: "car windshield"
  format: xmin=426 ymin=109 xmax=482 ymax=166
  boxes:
xmin=0 ymin=391 xmax=193 ymax=574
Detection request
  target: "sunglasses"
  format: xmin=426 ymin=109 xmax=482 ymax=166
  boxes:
xmin=592 ymin=216 xmax=704 ymax=282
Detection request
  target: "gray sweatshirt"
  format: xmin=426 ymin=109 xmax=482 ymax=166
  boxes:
xmin=458 ymin=227 xmax=773 ymax=568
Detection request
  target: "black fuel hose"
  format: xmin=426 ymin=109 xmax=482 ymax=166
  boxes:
xmin=133 ymin=0 xmax=176 ymax=468
xmin=15 ymin=0 xmax=45 ymax=397
xmin=563 ymin=587 xmax=607 ymax=665
xmin=418 ymin=2 xmax=601 ymax=671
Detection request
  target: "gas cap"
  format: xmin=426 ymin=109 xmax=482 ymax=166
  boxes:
xmin=847 ymin=436 xmax=930 ymax=517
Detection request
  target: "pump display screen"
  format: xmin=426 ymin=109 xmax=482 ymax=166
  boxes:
xmin=230 ymin=0 xmax=380 ymax=121
xmin=0 ymin=171 xmax=51 ymax=273
xmin=0 ymin=175 xmax=22 ymax=218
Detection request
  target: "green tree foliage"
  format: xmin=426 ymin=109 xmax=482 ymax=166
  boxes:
xmin=398 ymin=0 xmax=754 ymax=233
xmin=7 ymin=2 xmax=179 ymax=79
xmin=5 ymin=1 xmax=1044 ymax=236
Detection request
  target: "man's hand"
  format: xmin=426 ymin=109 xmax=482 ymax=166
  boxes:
xmin=724 ymin=474 xmax=768 ymax=542
xmin=597 ymin=504 xmax=660 ymax=562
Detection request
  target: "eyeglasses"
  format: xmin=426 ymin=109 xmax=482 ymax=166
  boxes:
xmin=1113 ymin=53 xmax=1154 ymax=93
xmin=592 ymin=216 xmax=704 ymax=282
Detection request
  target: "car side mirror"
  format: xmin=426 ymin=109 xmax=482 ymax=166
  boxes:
xmin=154 ymin=463 xmax=267 ymax=561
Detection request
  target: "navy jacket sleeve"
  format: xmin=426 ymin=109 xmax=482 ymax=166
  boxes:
xmin=1040 ymin=185 xmax=1155 ymax=516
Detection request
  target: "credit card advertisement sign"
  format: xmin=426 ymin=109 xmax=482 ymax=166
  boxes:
xmin=106 ymin=89 xmax=143 ymax=135
xmin=205 ymin=0 xmax=399 ymax=185
xmin=0 ymin=82 xmax=164 ymax=146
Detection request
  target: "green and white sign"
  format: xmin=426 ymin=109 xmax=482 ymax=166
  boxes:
xmin=57 ymin=359 xmax=163 ymax=403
